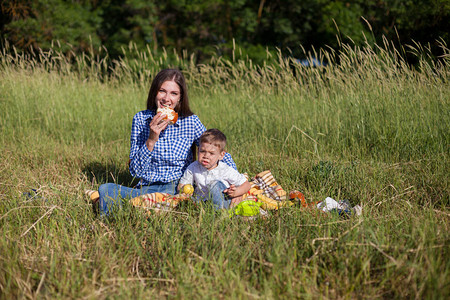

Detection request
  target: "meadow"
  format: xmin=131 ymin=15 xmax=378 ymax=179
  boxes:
xmin=0 ymin=39 xmax=449 ymax=299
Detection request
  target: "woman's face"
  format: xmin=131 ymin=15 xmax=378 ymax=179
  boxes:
xmin=156 ymin=80 xmax=181 ymax=109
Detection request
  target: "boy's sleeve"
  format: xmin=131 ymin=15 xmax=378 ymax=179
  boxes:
xmin=234 ymin=172 xmax=248 ymax=186
xmin=223 ymin=166 xmax=247 ymax=186
xmin=179 ymin=163 xmax=194 ymax=185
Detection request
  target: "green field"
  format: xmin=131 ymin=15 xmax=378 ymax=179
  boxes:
xmin=0 ymin=41 xmax=449 ymax=298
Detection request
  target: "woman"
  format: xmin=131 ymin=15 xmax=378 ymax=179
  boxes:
xmin=98 ymin=69 xmax=236 ymax=215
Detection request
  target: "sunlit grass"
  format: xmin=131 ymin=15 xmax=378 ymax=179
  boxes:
xmin=0 ymin=39 xmax=449 ymax=298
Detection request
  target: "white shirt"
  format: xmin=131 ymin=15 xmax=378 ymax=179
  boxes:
xmin=179 ymin=161 xmax=247 ymax=201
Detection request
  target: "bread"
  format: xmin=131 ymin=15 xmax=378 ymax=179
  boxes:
xmin=157 ymin=106 xmax=178 ymax=125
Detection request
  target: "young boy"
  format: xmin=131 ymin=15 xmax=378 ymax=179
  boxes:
xmin=178 ymin=129 xmax=251 ymax=209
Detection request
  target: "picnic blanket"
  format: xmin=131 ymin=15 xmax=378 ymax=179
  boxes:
xmin=240 ymin=170 xmax=293 ymax=210
xmin=130 ymin=192 xmax=189 ymax=215
xmin=85 ymin=170 xmax=307 ymax=215
xmin=129 ymin=170 xmax=294 ymax=213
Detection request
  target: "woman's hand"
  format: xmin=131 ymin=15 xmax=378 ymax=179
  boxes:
xmin=146 ymin=112 xmax=169 ymax=151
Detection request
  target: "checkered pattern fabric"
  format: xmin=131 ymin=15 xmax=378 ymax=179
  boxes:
xmin=250 ymin=170 xmax=287 ymax=202
xmin=129 ymin=110 xmax=236 ymax=186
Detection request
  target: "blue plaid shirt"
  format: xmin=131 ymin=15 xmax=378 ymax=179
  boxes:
xmin=129 ymin=109 xmax=237 ymax=186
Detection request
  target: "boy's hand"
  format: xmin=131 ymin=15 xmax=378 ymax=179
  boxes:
xmin=178 ymin=184 xmax=194 ymax=198
xmin=224 ymin=181 xmax=251 ymax=199
xmin=224 ymin=184 xmax=237 ymax=197
xmin=181 ymin=184 xmax=194 ymax=195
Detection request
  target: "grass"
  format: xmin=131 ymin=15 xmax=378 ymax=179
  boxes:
xmin=0 ymin=39 xmax=449 ymax=298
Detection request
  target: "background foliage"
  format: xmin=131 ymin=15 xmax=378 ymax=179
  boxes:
xmin=1 ymin=0 xmax=449 ymax=63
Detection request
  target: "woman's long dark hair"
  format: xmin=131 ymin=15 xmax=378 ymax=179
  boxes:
xmin=146 ymin=69 xmax=193 ymax=117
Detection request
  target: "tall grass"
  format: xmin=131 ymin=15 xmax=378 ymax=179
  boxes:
xmin=0 ymin=38 xmax=449 ymax=298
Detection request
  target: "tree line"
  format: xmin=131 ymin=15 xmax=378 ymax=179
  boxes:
xmin=1 ymin=0 xmax=449 ymax=64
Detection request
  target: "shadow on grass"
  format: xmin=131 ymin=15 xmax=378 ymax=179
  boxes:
xmin=82 ymin=161 xmax=140 ymax=188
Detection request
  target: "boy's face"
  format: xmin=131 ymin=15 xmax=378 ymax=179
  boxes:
xmin=198 ymin=142 xmax=225 ymax=170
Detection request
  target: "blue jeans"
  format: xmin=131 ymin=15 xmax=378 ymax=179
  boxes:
xmin=207 ymin=180 xmax=232 ymax=210
xmin=98 ymin=181 xmax=178 ymax=216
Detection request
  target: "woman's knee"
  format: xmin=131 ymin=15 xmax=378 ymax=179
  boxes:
xmin=99 ymin=183 xmax=117 ymax=197
xmin=98 ymin=183 xmax=121 ymax=216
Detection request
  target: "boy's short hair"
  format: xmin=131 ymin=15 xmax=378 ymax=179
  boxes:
xmin=200 ymin=129 xmax=227 ymax=152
